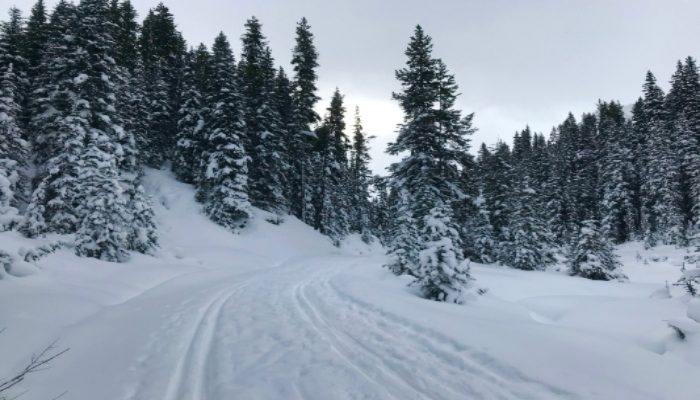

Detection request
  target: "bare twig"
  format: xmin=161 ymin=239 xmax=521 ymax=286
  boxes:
xmin=0 ymin=339 xmax=69 ymax=397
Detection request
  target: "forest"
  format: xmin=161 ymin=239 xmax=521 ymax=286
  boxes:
xmin=1 ymin=0 xmax=700 ymax=304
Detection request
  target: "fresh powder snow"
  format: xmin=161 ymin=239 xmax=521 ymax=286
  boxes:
xmin=1 ymin=169 xmax=699 ymax=400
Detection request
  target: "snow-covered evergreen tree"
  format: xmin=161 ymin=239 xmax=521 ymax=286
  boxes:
xmin=666 ymin=58 xmax=700 ymax=240
xmin=74 ymin=138 xmax=129 ymax=262
xmin=126 ymin=177 xmax=158 ymax=255
xmin=22 ymin=0 xmax=82 ymax=236
xmin=174 ymin=44 xmax=209 ymax=184
xmin=199 ymin=32 xmax=250 ymax=231
xmin=479 ymin=141 xmax=514 ymax=261
xmin=289 ymin=17 xmax=320 ymax=223
xmin=139 ymin=3 xmax=185 ymax=166
xmin=349 ymin=107 xmax=373 ymax=242
xmin=386 ymin=26 xmax=474 ymax=302
xmin=568 ymin=220 xmax=627 ymax=281
xmin=598 ymin=101 xmax=635 ymax=243
xmin=502 ymin=178 xmax=556 ymax=270
xmin=412 ymin=201 xmax=472 ymax=303
xmin=384 ymin=190 xmax=419 ymax=276
xmin=239 ymin=18 xmax=287 ymax=214
xmin=23 ymin=0 xmax=48 ymax=76
xmin=310 ymin=88 xmax=350 ymax=243
xmin=641 ymin=71 xmax=684 ymax=247
xmin=0 ymin=8 xmax=30 ymax=229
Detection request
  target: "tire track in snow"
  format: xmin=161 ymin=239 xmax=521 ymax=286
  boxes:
xmin=297 ymin=268 xmax=504 ymax=399
xmin=319 ymin=269 xmax=578 ymax=400
xmin=161 ymin=283 xmax=247 ymax=400
xmin=290 ymin=276 xmax=408 ymax=400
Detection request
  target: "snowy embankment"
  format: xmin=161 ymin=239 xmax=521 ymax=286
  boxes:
xmin=1 ymin=169 xmax=699 ymax=400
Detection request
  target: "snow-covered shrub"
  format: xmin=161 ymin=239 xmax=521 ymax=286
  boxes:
xmin=0 ymin=159 xmax=22 ymax=231
xmin=22 ymin=242 xmax=67 ymax=263
xmin=410 ymin=204 xmax=472 ymax=304
xmin=568 ymin=220 xmax=627 ymax=281
xmin=676 ymin=267 xmax=700 ymax=296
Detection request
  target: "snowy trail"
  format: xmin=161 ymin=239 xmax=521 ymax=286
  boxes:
xmin=19 ymin=253 xmax=573 ymax=400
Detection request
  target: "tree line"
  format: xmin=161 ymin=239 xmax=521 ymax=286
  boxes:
xmin=380 ymin=26 xmax=700 ymax=302
xmin=1 ymin=1 xmax=698 ymax=300
xmin=0 ymin=0 xmax=374 ymax=262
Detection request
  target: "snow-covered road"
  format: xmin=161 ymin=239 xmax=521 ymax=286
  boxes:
xmin=27 ymin=254 xmax=569 ymax=400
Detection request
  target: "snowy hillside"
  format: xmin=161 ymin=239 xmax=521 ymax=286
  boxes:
xmin=0 ymin=169 xmax=698 ymax=400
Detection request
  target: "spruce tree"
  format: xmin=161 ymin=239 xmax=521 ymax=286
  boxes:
xmin=0 ymin=8 xmax=30 ymax=228
xmin=413 ymin=200 xmax=473 ymax=303
xmin=22 ymin=0 xmax=82 ymax=235
xmin=199 ymin=32 xmax=250 ymax=231
xmin=174 ymin=45 xmax=210 ymax=184
xmin=628 ymin=98 xmax=647 ymax=237
xmin=74 ymin=137 xmax=129 ymax=262
xmin=479 ymin=141 xmax=514 ymax=262
xmin=23 ymin=0 xmax=48 ymax=74
xmin=386 ymin=26 xmax=473 ymax=302
xmin=273 ymin=66 xmax=295 ymax=200
xmin=384 ymin=190 xmax=420 ymax=276
xmin=598 ymin=101 xmax=635 ymax=243
xmin=568 ymin=220 xmax=627 ymax=281
xmin=370 ymin=175 xmax=391 ymax=243
xmin=349 ymin=107 xmax=373 ymax=242
xmin=139 ymin=3 xmax=185 ymax=166
xmin=641 ymin=71 xmax=684 ymax=247
xmin=239 ymin=18 xmax=287 ymax=214
xmin=289 ymin=17 xmax=320 ymax=222
xmin=311 ymin=88 xmax=350 ymax=243
xmin=503 ymin=177 xmax=556 ymax=270
xmin=667 ymin=58 xmax=700 ymax=238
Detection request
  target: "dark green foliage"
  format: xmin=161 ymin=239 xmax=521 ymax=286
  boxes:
xmin=199 ymin=32 xmax=250 ymax=231
xmin=386 ymin=26 xmax=473 ymax=301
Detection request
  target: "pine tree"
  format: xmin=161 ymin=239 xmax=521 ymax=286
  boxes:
xmin=23 ymin=0 xmax=48 ymax=73
xmin=384 ymin=190 xmax=419 ymax=276
xmin=628 ymin=98 xmax=647 ymax=237
xmin=174 ymin=45 xmax=209 ymax=184
xmin=311 ymin=88 xmax=350 ymax=243
xmin=471 ymin=144 xmax=497 ymax=263
xmin=199 ymin=32 xmax=250 ymax=231
xmin=667 ymin=58 xmax=700 ymax=239
xmin=641 ymin=71 xmax=684 ymax=247
xmin=239 ymin=18 xmax=287 ymax=214
xmin=598 ymin=101 xmax=635 ymax=243
xmin=0 ymin=7 xmax=30 ymax=229
xmin=568 ymin=220 xmax=627 ymax=281
xmin=479 ymin=141 xmax=514 ymax=263
xmin=22 ymin=0 xmax=48 ymax=127
xmin=289 ymin=17 xmax=320 ymax=222
xmin=24 ymin=0 xmax=155 ymax=259
xmin=349 ymin=106 xmax=373 ymax=242
xmin=139 ymin=3 xmax=185 ymax=166
xmin=273 ymin=66 xmax=295 ymax=200
xmin=387 ymin=26 xmax=474 ymax=302
xmin=370 ymin=175 xmax=391 ymax=243
xmin=74 ymin=138 xmax=129 ymax=262
xmin=126 ymin=176 xmax=158 ymax=254
xmin=503 ymin=177 xmax=556 ymax=270
xmin=413 ymin=201 xmax=472 ymax=303
xmin=22 ymin=0 xmax=82 ymax=235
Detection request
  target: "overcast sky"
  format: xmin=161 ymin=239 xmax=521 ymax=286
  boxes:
xmin=7 ymin=0 xmax=700 ymax=173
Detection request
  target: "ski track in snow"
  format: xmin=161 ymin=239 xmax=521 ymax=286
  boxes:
xmin=113 ymin=256 xmax=573 ymax=400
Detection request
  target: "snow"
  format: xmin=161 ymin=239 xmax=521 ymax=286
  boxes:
xmin=1 ymin=168 xmax=699 ymax=399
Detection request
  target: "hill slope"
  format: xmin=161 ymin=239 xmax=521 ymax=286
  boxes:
xmin=1 ymin=169 xmax=699 ymax=400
